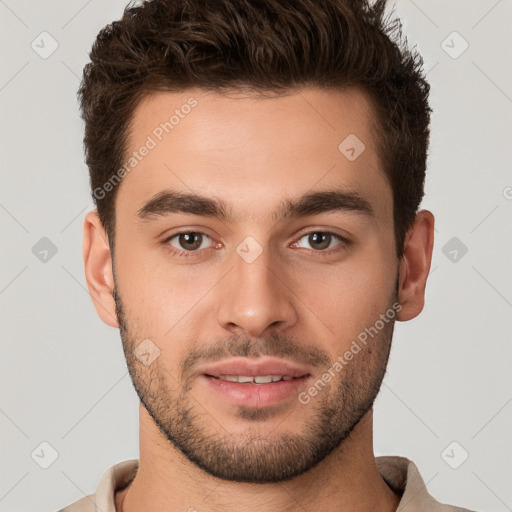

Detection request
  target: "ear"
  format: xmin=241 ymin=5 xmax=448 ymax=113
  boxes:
xmin=396 ymin=210 xmax=435 ymax=321
xmin=82 ymin=210 xmax=119 ymax=328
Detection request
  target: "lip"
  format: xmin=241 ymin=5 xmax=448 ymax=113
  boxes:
xmin=198 ymin=357 xmax=312 ymax=409
xmin=200 ymin=357 xmax=312 ymax=379
xmin=202 ymin=374 xmax=311 ymax=408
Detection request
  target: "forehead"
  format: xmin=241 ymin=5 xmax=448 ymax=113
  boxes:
xmin=116 ymin=86 xmax=391 ymax=226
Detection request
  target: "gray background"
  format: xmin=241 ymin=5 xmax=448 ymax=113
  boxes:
xmin=1 ymin=0 xmax=511 ymax=511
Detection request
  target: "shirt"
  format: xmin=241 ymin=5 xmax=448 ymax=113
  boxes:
xmin=58 ymin=455 xmax=477 ymax=512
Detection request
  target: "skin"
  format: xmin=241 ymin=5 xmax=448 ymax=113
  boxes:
xmin=83 ymin=86 xmax=434 ymax=512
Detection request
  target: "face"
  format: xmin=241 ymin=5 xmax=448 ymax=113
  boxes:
xmin=110 ymin=87 xmax=400 ymax=482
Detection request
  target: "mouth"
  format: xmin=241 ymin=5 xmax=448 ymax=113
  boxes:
xmin=199 ymin=356 xmax=312 ymax=380
xmin=198 ymin=357 xmax=313 ymax=408
xmin=205 ymin=374 xmax=307 ymax=384
xmin=201 ymin=373 xmax=311 ymax=409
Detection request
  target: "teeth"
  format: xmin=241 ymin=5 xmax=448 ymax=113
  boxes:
xmin=217 ymin=375 xmax=296 ymax=383
xmin=255 ymin=375 xmax=273 ymax=383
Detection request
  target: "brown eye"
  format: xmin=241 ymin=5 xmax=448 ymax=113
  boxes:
xmin=296 ymin=231 xmax=345 ymax=251
xmin=167 ymin=232 xmax=211 ymax=252
xmin=308 ymin=232 xmax=332 ymax=250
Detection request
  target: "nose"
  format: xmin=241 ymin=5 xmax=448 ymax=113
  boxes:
xmin=216 ymin=242 xmax=299 ymax=338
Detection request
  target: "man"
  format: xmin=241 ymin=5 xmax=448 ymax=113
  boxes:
xmin=59 ymin=0 xmax=476 ymax=511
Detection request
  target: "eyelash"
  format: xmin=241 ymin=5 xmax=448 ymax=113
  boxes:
xmin=162 ymin=230 xmax=351 ymax=258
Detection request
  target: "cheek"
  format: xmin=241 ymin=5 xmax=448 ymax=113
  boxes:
xmin=116 ymin=249 xmax=218 ymax=339
xmin=296 ymin=244 xmax=396 ymax=340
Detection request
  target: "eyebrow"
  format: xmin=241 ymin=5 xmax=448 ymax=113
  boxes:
xmin=137 ymin=188 xmax=374 ymax=224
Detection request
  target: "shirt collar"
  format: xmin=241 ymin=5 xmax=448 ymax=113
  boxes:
xmin=91 ymin=456 xmax=454 ymax=512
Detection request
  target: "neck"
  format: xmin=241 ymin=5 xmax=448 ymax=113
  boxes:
xmin=116 ymin=405 xmax=400 ymax=512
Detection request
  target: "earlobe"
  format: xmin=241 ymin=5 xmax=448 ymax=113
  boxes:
xmin=82 ymin=211 xmax=119 ymax=328
xmin=396 ymin=210 xmax=435 ymax=322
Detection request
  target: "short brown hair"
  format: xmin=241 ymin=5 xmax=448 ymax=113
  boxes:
xmin=79 ymin=0 xmax=431 ymax=259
